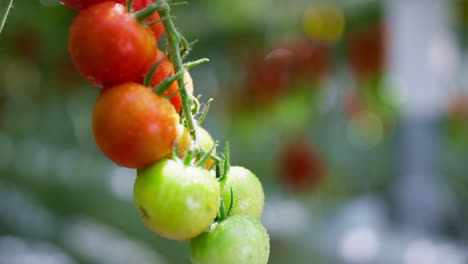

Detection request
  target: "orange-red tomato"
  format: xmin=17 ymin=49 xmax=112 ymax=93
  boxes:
xmin=69 ymin=2 xmax=156 ymax=86
xmin=93 ymin=82 xmax=178 ymax=168
xmin=145 ymin=50 xmax=194 ymax=113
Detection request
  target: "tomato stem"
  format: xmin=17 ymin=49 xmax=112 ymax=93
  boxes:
xmin=153 ymin=70 xmax=184 ymax=95
xmin=169 ymin=1 xmax=188 ymax=6
xmin=217 ymin=142 xmax=230 ymax=181
xmin=126 ymin=0 xmax=133 ymax=13
xmin=143 ymin=59 xmax=163 ymax=87
xmin=157 ymin=0 xmax=198 ymax=141
xmin=133 ymin=3 xmax=161 ymax=23
xmin=198 ymin=98 xmax=214 ymax=125
xmin=0 ymin=0 xmax=13 ymax=36
xmin=195 ymin=141 xmax=218 ymax=167
xmin=143 ymin=16 xmax=172 ymax=26
xmin=216 ymin=189 xmax=234 ymax=222
xmin=184 ymin=58 xmax=209 ymax=69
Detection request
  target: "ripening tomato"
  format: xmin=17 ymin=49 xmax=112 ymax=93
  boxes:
xmin=190 ymin=214 xmax=270 ymax=264
xmin=144 ymin=50 xmax=194 ymax=112
xmin=174 ymin=125 xmax=216 ymax=169
xmin=134 ymin=159 xmax=220 ymax=241
xmin=279 ymin=136 xmax=326 ymax=193
xmin=69 ymin=2 xmax=156 ymax=86
xmin=92 ymin=82 xmax=178 ymax=168
xmin=220 ymin=166 xmax=264 ymax=219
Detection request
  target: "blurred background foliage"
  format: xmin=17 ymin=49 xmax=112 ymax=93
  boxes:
xmin=0 ymin=0 xmax=468 ymax=263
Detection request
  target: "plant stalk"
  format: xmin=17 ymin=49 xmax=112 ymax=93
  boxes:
xmin=157 ymin=0 xmax=197 ymax=140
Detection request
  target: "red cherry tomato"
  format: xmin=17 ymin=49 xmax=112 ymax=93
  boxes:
xmin=69 ymin=2 xmax=156 ymax=86
xmin=145 ymin=50 xmax=194 ymax=112
xmin=279 ymin=136 xmax=326 ymax=193
xmin=93 ymin=82 xmax=178 ymax=168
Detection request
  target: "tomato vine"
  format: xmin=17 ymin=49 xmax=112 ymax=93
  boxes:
xmin=50 ymin=0 xmax=270 ymax=262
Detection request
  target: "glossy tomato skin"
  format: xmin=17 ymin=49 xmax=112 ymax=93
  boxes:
xmin=146 ymin=50 xmax=194 ymax=112
xmin=93 ymin=82 xmax=178 ymax=168
xmin=220 ymin=166 xmax=264 ymax=219
xmin=190 ymin=214 xmax=270 ymax=264
xmin=134 ymin=159 xmax=220 ymax=241
xmin=69 ymin=2 xmax=156 ymax=86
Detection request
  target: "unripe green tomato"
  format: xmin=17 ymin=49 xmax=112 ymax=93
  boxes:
xmin=190 ymin=214 xmax=270 ymax=264
xmin=134 ymin=159 xmax=220 ymax=241
xmin=220 ymin=166 xmax=264 ymax=219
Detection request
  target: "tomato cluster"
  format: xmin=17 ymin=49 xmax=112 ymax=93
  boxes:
xmin=58 ymin=0 xmax=269 ymax=262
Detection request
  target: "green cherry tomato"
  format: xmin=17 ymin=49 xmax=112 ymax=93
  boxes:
xmin=221 ymin=166 xmax=264 ymax=219
xmin=134 ymin=159 xmax=220 ymax=241
xmin=190 ymin=214 xmax=270 ymax=264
